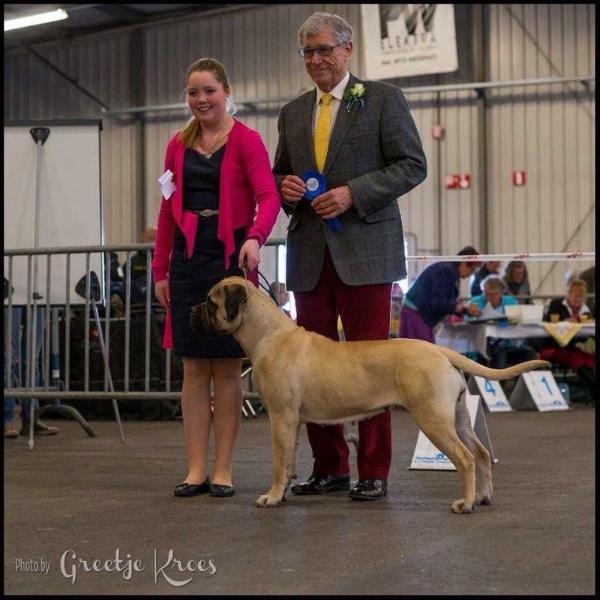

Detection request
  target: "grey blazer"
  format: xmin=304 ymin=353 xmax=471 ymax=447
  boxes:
xmin=273 ymin=74 xmax=427 ymax=292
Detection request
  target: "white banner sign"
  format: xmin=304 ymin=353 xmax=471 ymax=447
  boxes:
xmin=361 ymin=4 xmax=458 ymax=80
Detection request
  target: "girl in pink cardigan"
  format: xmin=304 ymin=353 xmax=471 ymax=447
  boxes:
xmin=152 ymin=58 xmax=280 ymax=499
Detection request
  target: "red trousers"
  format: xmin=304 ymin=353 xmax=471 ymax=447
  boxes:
xmin=538 ymin=347 xmax=594 ymax=371
xmin=294 ymin=248 xmax=393 ymax=480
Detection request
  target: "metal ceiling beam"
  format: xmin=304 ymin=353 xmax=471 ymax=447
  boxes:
xmin=93 ymin=4 xmax=148 ymax=25
xmin=101 ymin=76 xmax=595 ymax=117
xmin=20 ymin=42 xmax=111 ymax=111
xmin=5 ymin=4 xmax=263 ymax=52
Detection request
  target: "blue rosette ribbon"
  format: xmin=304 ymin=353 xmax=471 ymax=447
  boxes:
xmin=301 ymin=171 xmax=342 ymax=232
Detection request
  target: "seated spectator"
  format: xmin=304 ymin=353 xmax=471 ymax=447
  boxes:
xmin=470 ymin=261 xmax=501 ymax=297
xmin=577 ymin=266 xmax=595 ymax=317
xmin=111 ymin=228 xmax=158 ymax=311
xmin=467 ymin=274 xmax=517 ymax=316
xmin=400 ymin=246 xmax=481 ymax=342
xmin=544 ymin=278 xmax=592 ymax=323
xmin=503 ymin=260 xmax=533 ymax=304
xmin=466 ymin=275 xmax=538 ymax=368
xmin=109 ymin=252 xmax=123 ymax=284
xmin=123 ymin=227 xmax=157 ymax=283
xmin=539 ymin=279 xmax=595 ymax=390
xmin=107 ymin=252 xmax=126 ymax=316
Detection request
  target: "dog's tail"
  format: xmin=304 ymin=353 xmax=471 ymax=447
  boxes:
xmin=436 ymin=345 xmax=550 ymax=381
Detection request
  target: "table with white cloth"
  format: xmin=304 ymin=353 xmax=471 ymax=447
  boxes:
xmin=435 ymin=321 xmax=596 ymax=359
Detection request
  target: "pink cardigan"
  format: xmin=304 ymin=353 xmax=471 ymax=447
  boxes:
xmin=152 ymin=119 xmax=281 ymax=349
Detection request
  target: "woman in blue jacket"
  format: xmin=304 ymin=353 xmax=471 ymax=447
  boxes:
xmin=400 ymin=246 xmax=480 ymax=342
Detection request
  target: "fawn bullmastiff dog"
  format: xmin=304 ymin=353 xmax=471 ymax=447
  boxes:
xmin=190 ymin=276 xmax=549 ymax=514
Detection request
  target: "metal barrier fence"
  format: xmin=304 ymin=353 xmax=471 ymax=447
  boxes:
xmin=4 ymin=239 xmax=287 ymax=448
xmin=4 ymin=244 xmax=594 ymax=449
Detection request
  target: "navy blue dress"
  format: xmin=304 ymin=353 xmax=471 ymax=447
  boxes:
xmin=169 ymin=145 xmax=246 ymax=358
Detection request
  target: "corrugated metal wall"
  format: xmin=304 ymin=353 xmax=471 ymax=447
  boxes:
xmin=383 ymin=3 xmax=483 ymax=276
xmin=486 ymin=3 xmax=595 ymax=294
xmin=4 ymin=3 xmax=595 ymax=294
xmin=141 ymin=3 xmax=362 ymax=284
xmin=4 ymin=32 xmax=142 ymax=245
xmin=141 ymin=4 xmax=363 ymax=248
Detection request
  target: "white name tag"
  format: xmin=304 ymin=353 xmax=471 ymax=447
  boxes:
xmin=158 ymin=169 xmax=176 ymax=200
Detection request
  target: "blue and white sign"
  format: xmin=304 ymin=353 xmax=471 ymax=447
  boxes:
xmin=409 ymin=395 xmax=497 ymax=470
xmin=521 ymin=371 xmax=570 ymax=411
xmin=409 ymin=430 xmax=455 ymax=471
xmin=473 ymin=376 xmax=512 ymax=412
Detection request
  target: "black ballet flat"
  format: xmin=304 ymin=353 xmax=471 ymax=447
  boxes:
xmin=174 ymin=477 xmax=210 ymax=497
xmin=209 ymin=483 xmax=235 ymax=497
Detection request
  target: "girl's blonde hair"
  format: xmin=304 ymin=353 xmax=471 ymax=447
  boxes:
xmin=179 ymin=58 xmax=231 ymax=148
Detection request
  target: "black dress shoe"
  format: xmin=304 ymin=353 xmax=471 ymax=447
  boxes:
xmin=291 ymin=474 xmax=350 ymax=495
xmin=209 ymin=484 xmax=235 ymax=497
xmin=348 ymin=479 xmax=388 ymax=501
xmin=174 ymin=477 xmax=210 ymax=497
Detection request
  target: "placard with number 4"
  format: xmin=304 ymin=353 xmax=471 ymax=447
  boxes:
xmin=472 ymin=376 xmax=512 ymax=412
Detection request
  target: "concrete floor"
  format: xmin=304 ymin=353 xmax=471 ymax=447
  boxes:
xmin=4 ymin=406 xmax=595 ymax=595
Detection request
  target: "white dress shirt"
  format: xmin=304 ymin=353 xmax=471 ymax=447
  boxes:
xmin=312 ymin=71 xmax=351 ymax=135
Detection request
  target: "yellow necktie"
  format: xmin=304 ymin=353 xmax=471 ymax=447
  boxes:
xmin=314 ymin=93 xmax=333 ymax=173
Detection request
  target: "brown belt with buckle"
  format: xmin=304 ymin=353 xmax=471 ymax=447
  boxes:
xmin=188 ymin=209 xmax=220 ymax=217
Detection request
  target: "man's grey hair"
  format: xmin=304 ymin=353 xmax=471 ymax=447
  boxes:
xmin=298 ymin=12 xmax=354 ymax=46
xmin=481 ymin=274 xmax=507 ymax=294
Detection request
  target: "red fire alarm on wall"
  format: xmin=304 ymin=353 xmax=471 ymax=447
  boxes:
xmin=445 ymin=174 xmax=460 ymax=189
xmin=431 ymin=125 xmax=445 ymax=140
xmin=513 ymin=171 xmax=526 ymax=186
xmin=459 ymin=174 xmax=471 ymax=189
xmin=445 ymin=174 xmax=471 ymax=190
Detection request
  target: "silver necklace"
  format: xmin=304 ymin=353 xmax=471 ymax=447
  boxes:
xmin=198 ymin=120 xmax=231 ymax=159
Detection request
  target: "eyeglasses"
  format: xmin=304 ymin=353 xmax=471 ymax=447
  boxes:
xmin=298 ymin=42 xmax=347 ymax=59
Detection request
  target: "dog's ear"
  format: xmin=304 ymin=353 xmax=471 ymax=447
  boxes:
xmin=224 ymin=284 xmax=247 ymax=322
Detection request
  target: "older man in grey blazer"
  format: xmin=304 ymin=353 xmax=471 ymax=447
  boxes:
xmin=273 ymin=12 xmax=427 ymax=500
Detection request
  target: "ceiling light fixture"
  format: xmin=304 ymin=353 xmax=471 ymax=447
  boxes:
xmin=4 ymin=8 xmax=69 ymax=32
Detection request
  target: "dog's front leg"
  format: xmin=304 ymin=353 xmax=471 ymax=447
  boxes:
xmin=289 ymin=424 xmax=301 ymax=484
xmin=256 ymin=412 xmax=299 ymax=508
xmin=282 ymin=423 xmax=302 ymax=501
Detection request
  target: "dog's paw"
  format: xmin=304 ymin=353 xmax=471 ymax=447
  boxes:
xmin=475 ymin=493 xmax=492 ymax=506
xmin=255 ymin=493 xmax=283 ymax=508
xmin=451 ymin=499 xmax=474 ymax=514
xmin=255 ymin=494 xmax=269 ymax=507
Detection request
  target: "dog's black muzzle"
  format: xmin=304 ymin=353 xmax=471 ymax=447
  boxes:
xmin=190 ymin=302 xmax=217 ymax=336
